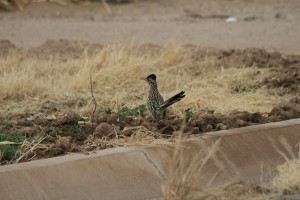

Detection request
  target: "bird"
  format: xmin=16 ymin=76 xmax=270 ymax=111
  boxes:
xmin=141 ymin=74 xmax=185 ymax=121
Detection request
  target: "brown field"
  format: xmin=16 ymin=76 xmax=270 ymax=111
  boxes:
xmin=0 ymin=40 xmax=299 ymax=158
xmin=0 ymin=41 xmax=299 ymax=199
xmin=0 ymin=0 xmax=299 ymax=199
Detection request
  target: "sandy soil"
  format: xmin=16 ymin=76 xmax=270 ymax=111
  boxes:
xmin=0 ymin=0 xmax=300 ymax=52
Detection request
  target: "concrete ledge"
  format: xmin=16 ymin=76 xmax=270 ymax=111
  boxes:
xmin=1 ymin=119 xmax=300 ymax=200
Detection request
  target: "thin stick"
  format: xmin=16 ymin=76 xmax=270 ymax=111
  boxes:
xmin=90 ymin=73 xmax=98 ymax=128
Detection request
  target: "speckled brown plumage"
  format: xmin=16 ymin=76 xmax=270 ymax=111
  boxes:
xmin=142 ymin=74 xmax=185 ymax=121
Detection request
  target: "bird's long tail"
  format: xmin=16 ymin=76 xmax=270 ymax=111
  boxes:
xmin=158 ymin=91 xmax=185 ymax=109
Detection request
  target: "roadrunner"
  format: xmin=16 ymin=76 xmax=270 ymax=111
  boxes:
xmin=141 ymin=74 xmax=185 ymax=121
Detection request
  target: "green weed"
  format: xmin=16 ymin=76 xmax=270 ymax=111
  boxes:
xmin=72 ymin=124 xmax=85 ymax=134
xmin=117 ymin=104 xmax=147 ymax=117
xmin=103 ymin=107 xmax=113 ymax=114
xmin=201 ymin=107 xmax=215 ymax=115
xmin=0 ymin=121 xmax=12 ymax=127
xmin=231 ymin=85 xmax=257 ymax=93
xmin=117 ymin=107 xmax=137 ymax=116
xmin=184 ymin=108 xmax=194 ymax=122
xmin=47 ymin=127 xmax=61 ymax=137
xmin=0 ymin=133 xmax=25 ymax=163
xmin=0 ymin=145 xmax=20 ymax=162
xmin=0 ymin=134 xmax=25 ymax=143
xmin=134 ymin=104 xmax=147 ymax=115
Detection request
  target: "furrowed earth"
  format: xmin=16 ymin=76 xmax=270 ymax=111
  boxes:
xmin=0 ymin=40 xmax=299 ymax=164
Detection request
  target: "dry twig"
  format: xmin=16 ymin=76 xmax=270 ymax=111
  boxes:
xmin=89 ymin=73 xmax=98 ymax=127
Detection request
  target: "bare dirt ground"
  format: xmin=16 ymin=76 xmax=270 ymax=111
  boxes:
xmin=0 ymin=0 xmax=300 ymax=198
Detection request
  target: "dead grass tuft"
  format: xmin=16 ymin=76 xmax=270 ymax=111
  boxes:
xmin=272 ymin=142 xmax=300 ymax=195
xmin=84 ymin=125 xmax=161 ymax=150
xmin=14 ymin=135 xmax=48 ymax=163
xmin=163 ymin=133 xmax=222 ymax=200
xmin=273 ymin=158 xmax=300 ymax=195
xmin=163 ymin=133 xmax=300 ymax=200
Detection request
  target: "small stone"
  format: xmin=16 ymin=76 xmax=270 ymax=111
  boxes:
xmin=94 ymin=123 xmax=114 ymax=137
xmin=216 ymin=123 xmax=228 ymax=130
xmin=49 ymin=147 xmax=64 ymax=156
xmin=206 ymin=124 xmax=213 ymax=132
xmin=236 ymin=119 xmax=246 ymax=127
xmin=162 ymin=125 xmax=175 ymax=135
xmin=122 ymin=127 xmax=136 ymax=136
xmin=191 ymin=127 xmax=200 ymax=134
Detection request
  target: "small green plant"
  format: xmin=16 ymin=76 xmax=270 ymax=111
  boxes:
xmin=201 ymin=107 xmax=215 ymax=115
xmin=134 ymin=104 xmax=147 ymax=115
xmin=0 ymin=133 xmax=25 ymax=163
xmin=0 ymin=121 xmax=12 ymax=127
xmin=117 ymin=107 xmax=137 ymax=116
xmin=184 ymin=108 xmax=194 ymax=122
xmin=231 ymin=85 xmax=257 ymax=94
xmin=0 ymin=134 xmax=25 ymax=143
xmin=72 ymin=125 xmax=85 ymax=134
xmin=47 ymin=127 xmax=60 ymax=137
xmin=117 ymin=104 xmax=147 ymax=117
xmin=0 ymin=145 xmax=20 ymax=162
xmin=103 ymin=107 xmax=113 ymax=114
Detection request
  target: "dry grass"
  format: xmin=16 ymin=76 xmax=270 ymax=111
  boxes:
xmin=272 ymin=139 xmax=300 ymax=195
xmin=273 ymin=158 xmax=300 ymax=194
xmin=162 ymin=133 xmax=300 ymax=200
xmin=14 ymin=135 xmax=48 ymax=163
xmin=0 ymin=44 xmax=292 ymax=118
xmin=84 ymin=125 xmax=162 ymax=150
xmin=163 ymin=134 xmax=222 ymax=200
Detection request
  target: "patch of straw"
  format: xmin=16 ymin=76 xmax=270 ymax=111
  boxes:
xmin=163 ymin=132 xmax=222 ymax=200
xmin=14 ymin=135 xmax=48 ymax=163
xmin=0 ymin=44 xmax=292 ymax=117
xmin=272 ymin=139 xmax=300 ymax=195
xmin=84 ymin=125 xmax=162 ymax=151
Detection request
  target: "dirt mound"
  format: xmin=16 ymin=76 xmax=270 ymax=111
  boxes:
xmin=186 ymin=98 xmax=300 ymax=134
xmin=179 ymin=46 xmax=300 ymax=68
xmin=180 ymin=46 xmax=300 ymax=94
xmin=213 ymin=48 xmax=300 ymax=94
xmin=216 ymin=48 xmax=292 ymax=68
xmin=1 ymin=98 xmax=299 ymax=164
xmin=263 ymin=65 xmax=300 ymax=95
xmin=269 ymin=97 xmax=300 ymax=122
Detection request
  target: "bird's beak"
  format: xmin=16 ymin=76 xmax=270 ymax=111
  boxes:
xmin=140 ymin=77 xmax=147 ymax=81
